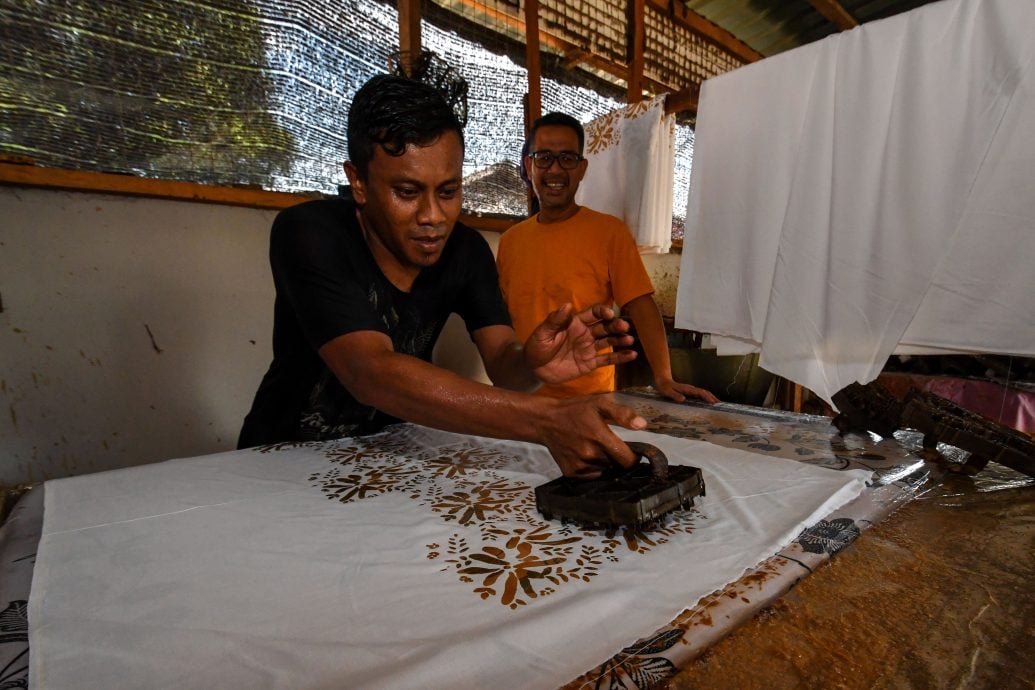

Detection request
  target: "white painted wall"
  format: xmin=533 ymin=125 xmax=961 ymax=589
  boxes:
xmin=0 ymin=186 xmax=507 ymax=486
xmin=0 ymin=186 xmax=676 ymax=486
xmin=0 ymin=187 xmax=280 ymax=484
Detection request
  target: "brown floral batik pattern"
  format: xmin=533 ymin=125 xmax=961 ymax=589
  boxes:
xmin=299 ymin=432 xmax=700 ymax=608
xmin=585 ymin=99 xmax=658 ymax=155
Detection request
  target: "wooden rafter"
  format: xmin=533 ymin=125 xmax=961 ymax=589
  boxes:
xmin=561 ymin=47 xmax=590 ymax=70
xmin=644 ymin=0 xmax=763 ymax=63
xmin=440 ymin=0 xmax=701 ymax=99
xmin=627 ymin=0 xmax=646 ymax=103
xmin=396 ymin=0 xmax=422 ymax=60
xmin=524 ymin=0 xmax=542 ymax=126
xmin=447 ymin=0 xmax=632 ymax=86
xmin=807 ymin=0 xmax=859 ymax=31
xmin=662 ymin=83 xmax=699 ymax=115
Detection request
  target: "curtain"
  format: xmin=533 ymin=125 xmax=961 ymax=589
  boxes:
xmin=676 ymin=0 xmax=1035 ymax=407
xmin=576 ymin=95 xmax=676 ymax=252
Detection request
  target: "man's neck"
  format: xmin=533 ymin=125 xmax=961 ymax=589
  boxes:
xmin=356 ymin=209 xmax=419 ymax=292
xmin=536 ymin=204 xmax=581 ymax=225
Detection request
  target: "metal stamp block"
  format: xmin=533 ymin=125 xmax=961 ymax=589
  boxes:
xmin=901 ymin=390 xmax=1035 ymax=479
xmin=535 ymin=458 xmax=705 ymax=529
xmin=831 ymin=382 xmax=903 ymax=438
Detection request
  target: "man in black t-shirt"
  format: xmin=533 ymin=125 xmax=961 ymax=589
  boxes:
xmin=239 ymin=73 xmax=649 ymax=479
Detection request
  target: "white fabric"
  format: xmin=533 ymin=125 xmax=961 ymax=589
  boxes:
xmin=677 ymin=0 xmax=1035 ymax=406
xmin=29 ymin=426 xmax=869 ymax=690
xmin=576 ymin=96 xmax=676 ymax=252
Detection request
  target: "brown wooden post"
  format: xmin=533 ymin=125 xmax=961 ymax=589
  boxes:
xmin=397 ymin=0 xmax=422 ymax=66
xmin=524 ymin=0 xmax=543 ymax=216
xmin=524 ymin=0 xmax=542 ymax=127
xmin=627 ymin=0 xmax=645 ymax=103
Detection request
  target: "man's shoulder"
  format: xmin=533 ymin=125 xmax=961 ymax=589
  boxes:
xmin=276 ymin=196 xmax=351 ymax=224
xmin=271 ymin=197 xmax=357 ymax=248
xmin=576 ymin=206 xmax=628 ymax=231
xmin=498 ymin=215 xmax=538 ymax=249
xmin=501 ymin=215 xmax=534 ymax=233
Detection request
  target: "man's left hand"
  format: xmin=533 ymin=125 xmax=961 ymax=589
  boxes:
xmin=654 ymin=377 xmax=720 ymax=404
xmin=525 ymin=303 xmax=636 ymax=384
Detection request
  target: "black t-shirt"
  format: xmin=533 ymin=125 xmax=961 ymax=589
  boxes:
xmin=238 ymin=197 xmax=511 ymax=447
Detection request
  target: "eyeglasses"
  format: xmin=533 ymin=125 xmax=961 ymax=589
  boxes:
xmin=527 ymin=150 xmax=583 ymax=170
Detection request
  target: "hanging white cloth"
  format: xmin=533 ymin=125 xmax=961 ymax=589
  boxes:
xmin=576 ymin=95 xmax=676 ymax=252
xmin=677 ymin=0 xmax=1035 ymax=406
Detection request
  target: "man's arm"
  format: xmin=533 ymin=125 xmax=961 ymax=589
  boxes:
xmin=319 ymin=331 xmax=644 ymax=478
xmin=622 ymin=294 xmax=719 ymax=404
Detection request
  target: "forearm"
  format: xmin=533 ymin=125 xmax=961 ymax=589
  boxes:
xmin=623 ymin=295 xmax=673 ymax=383
xmin=480 ymin=340 xmax=540 ymax=392
xmin=320 ymin=331 xmax=650 ymax=477
xmin=329 ymin=345 xmax=550 ymax=442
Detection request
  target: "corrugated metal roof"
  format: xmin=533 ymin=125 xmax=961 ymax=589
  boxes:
xmin=685 ymin=0 xmax=946 ymax=57
xmin=423 ymin=0 xmax=950 ymax=119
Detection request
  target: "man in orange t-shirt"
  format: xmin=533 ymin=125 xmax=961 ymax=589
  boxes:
xmin=498 ymin=112 xmax=718 ymax=404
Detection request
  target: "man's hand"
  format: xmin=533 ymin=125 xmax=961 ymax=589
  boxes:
xmin=525 ymin=303 xmax=637 ymax=385
xmin=654 ymin=377 xmax=720 ymax=404
xmin=536 ymin=396 xmax=647 ymax=478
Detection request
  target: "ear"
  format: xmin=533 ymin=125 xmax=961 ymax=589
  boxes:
xmin=519 ymin=156 xmax=533 ymax=187
xmin=344 ymin=161 xmax=367 ymax=205
xmin=573 ymin=156 xmax=589 ymax=184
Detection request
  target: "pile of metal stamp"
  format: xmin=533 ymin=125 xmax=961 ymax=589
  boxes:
xmin=831 ymin=382 xmax=1035 ymax=479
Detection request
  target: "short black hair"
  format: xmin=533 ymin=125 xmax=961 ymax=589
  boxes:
xmin=528 ymin=112 xmax=585 ymax=155
xmin=347 ymin=74 xmax=465 ymax=178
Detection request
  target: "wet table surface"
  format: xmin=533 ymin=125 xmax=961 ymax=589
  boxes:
xmin=666 ymin=456 xmax=1035 ymax=690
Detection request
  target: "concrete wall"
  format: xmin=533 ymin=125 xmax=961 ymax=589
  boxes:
xmin=0 ymin=187 xmax=281 ymax=485
xmin=0 ymin=186 xmax=677 ymax=486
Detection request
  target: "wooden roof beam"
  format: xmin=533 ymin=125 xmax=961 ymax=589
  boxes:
xmin=448 ymin=0 xmax=631 ymax=83
xmin=396 ymin=0 xmax=422 ymax=58
xmin=627 ymin=0 xmax=646 ymax=103
xmin=524 ymin=0 xmax=541 ymax=124
xmin=644 ymin=0 xmax=764 ymax=63
xmin=562 ymin=47 xmax=590 ymax=70
xmin=663 ymin=83 xmax=699 ymax=115
xmin=807 ymin=0 xmax=859 ymax=31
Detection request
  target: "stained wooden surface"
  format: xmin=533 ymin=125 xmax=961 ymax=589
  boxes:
xmin=668 ymin=472 xmax=1035 ymax=690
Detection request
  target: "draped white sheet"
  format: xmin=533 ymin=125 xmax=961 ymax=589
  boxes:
xmin=677 ymin=0 xmax=1035 ymax=406
xmin=576 ymin=95 xmax=676 ymax=252
xmin=29 ymin=426 xmax=869 ymax=690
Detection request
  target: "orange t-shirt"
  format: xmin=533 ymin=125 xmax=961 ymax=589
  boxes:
xmin=497 ymin=207 xmax=654 ymax=397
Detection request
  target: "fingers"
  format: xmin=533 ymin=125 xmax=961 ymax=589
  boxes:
xmin=595 ymin=333 xmax=634 ymax=350
xmin=594 ymin=399 xmax=648 ymax=472
xmin=540 ymin=303 xmax=575 ymax=333
xmin=543 ymin=398 xmax=647 ymax=477
xmin=676 ymin=383 xmax=719 ymax=404
xmin=696 ymin=387 xmax=721 ymax=404
xmin=657 ymin=379 xmax=721 ymax=404
xmin=594 ymin=349 xmax=637 ymax=367
xmin=598 ymin=400 xmax=648 ymax=432
xmin=576 ymin=303 xmax=616 ymax=324
xmin=579 ymin=304 xmax=631 ymax=338
xmin=664 ymin=388 xmax=688 ymax=403
xmin=569 ymin=456 xmax=612 ymax=479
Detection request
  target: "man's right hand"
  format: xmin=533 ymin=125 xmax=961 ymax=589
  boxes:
xmin=535 ymin=396 xmax=648 ymax=478
xmin=524 ymin=303 xmax=637 ymax=385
